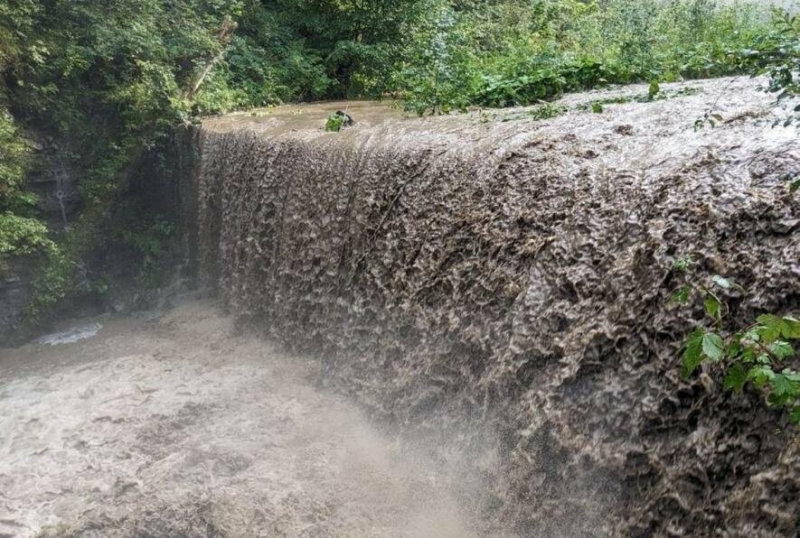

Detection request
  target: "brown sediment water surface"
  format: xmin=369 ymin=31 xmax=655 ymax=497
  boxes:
xmin=2 ymin=76 xmax=799 ymax=537
xmin=197 ymin=76 xmax=800 ymax=536
xmin=0 ymin=301 xmax=491 ymax=537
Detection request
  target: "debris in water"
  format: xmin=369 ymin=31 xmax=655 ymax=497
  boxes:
xmin=325 ymin=110 xmax=355 ymax=131
xmin=36 ymin=323 xmax=102 ymax=346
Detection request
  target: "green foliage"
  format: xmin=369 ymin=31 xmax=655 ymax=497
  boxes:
xmin=648 ymin=81 xmax=661 ymax=101
xmin=671 ymin=258 xmax=800 ymax=424
xmin=0 ymin=109 xmax=36 ymax=215
xmin=0 ymin=213 xmax=56 ymax=259
xmin=3 ymin=0 xmax=796 ymax=124
xmin=401 ymin=2 xmax=478 ymax=115
xmin=0 ymin=107 xmax=57 ymax=276
xmin=761 ymin=10 xmax=800 ymax=126
xmin=529 ymin=103 xmax=567 ymax=120
xmin=326 ymin=114 xmax=346 ymax=132
xmin=117 ymin=215 xmax=175 ymax=287
xmin=398 ymin=1 xmax=794 ymax=114
xmin=1 ymin=0 xmax=248 ymax=323
xmin=26 ymin=250 xmax=72 ymax=321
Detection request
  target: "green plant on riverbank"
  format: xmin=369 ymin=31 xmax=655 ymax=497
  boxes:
xmin=0 ymin=213 xmax=56 ymax=260
xmin=401 ymin=1 xmax=792 ymax=114
xmin=0 ymin=108 xmax=60 ymax=275
xmin=671 ymin=256 xmax=800 ymax=424
xmin=762 ymin=9 xmax=800 ymax=125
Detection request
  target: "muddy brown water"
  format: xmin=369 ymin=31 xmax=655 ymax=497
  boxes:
xmin=197 ymin=76 xmax=800 ymax=536
xmin=0 ymin=301 xmax=494 ymax=537
xmin=2 ymin=76 xmax=799 ymax=537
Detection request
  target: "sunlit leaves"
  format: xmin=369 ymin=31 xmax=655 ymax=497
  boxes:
xmin=702 ymin=332 xmax=725 ymax=362
xmin=770 ymin=341 xmax=794 ymax=360
xmin=704 ymin=296 xmax=721 ymax=319
xmin=748 ymin=365 xmax=775 ymax=388
xmin=781 ymin=316 xmax=800 ymax=339
xmin=757 ymin=314 xmax=800 ymax=343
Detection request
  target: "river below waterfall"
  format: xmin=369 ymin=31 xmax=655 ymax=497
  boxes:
xmin=0 ymin=300 xmax=497 ymax=537
xmin=2 ymin=75 xmax=799 ymax=537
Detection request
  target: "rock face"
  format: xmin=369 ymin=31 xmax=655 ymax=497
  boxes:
xmin=195 ymin=78 xmax=800 ymax=536
xmin=0 ymin=257 xmax=36 ymax=341
xmin=0 ymin=137 xmax=80 ymax=343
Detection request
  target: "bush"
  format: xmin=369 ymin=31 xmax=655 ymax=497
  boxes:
xmin=0 ymin=213 xmax=56 ymax=259
xmin=671 ymin=258 xmax=800 ymax=424
xmin=0 ymin=109 xmax=36 ymax=215
xmin=397 ymin=0 xmax=788 ymax=113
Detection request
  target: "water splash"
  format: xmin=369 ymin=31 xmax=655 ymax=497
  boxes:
xmin=36 ymin=323 xmax=102 ymax=346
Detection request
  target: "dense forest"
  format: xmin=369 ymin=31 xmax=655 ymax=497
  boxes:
xmin=0 ymin=0 xmax=797 ymax=322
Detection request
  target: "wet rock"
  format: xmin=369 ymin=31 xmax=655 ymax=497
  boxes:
xmin=771 ymin=218 xmax=799 ymax=234
xmin=613 ymin=124 xmax=634 ymax=135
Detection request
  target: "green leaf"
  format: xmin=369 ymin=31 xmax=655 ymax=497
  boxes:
xmin=758 ymin=314 xmax=785 ymax=344
xmin=727 ymin=334 xmax=744 ymax=358
xmin=682 ymin=328 xmax=706 ymax=378
xmin=748 ymin=365 xmax=775 ymax=388
xmin=670 ymin=286 xmax=691 ymax=305
xmin=325 ymin=114 xmax=345 ymax=132
xmin=673 ymin=255 xmax=692 ymax=273
xmin=742 ymin=327 xmax=761 ymax=344
xmin=704 ymin=296 xmax=721 ymax=319
xmin=757 ymin=313 xmax=782 ymax=326
xmin=770 ymin=341 xmax=794 ymax=360
xmin=649 ymin=81 xmax=660 ymax=99
xmin=724 ymin=363 xmax=747 ymax=393
xmin=770 ymin=374 xmax=796 ymax=399
xmin=702 ymin=332 xmax=725 ymax=362
xmin=783 ymin=370 xmax=800 ymax=382
xmin=741 ymin=347 xmax=756 ymax=363
xmin=756 ymin=353 xmax=772 ymax=365
xmin=711 ymin=275 xmax=732 ymax=289
xmin=790 ymin=407 xmax=800 ymax=424
xmin=780 ymin=316 xmax=800 ymax=339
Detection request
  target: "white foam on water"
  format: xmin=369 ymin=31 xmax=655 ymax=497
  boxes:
xmin=36 ymin=322 xmax=102 ymax=346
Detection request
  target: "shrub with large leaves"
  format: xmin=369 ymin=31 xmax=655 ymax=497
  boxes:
xmin=672 ymin=259 xmax=800 ymax=424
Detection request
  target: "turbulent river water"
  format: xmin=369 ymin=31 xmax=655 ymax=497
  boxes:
xmin=1 ymin=76 xmax=799 ymax=537
xmin=0 ymin=300 xmax=492 ymax=537
xmin=195 ymin=76 xmax=799 ymax=536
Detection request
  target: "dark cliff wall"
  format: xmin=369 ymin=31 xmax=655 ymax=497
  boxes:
xmin=194 ymin=80 xmax=800 ymax=536
xmin=0 ymin=137 xmax=81 ymax=343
